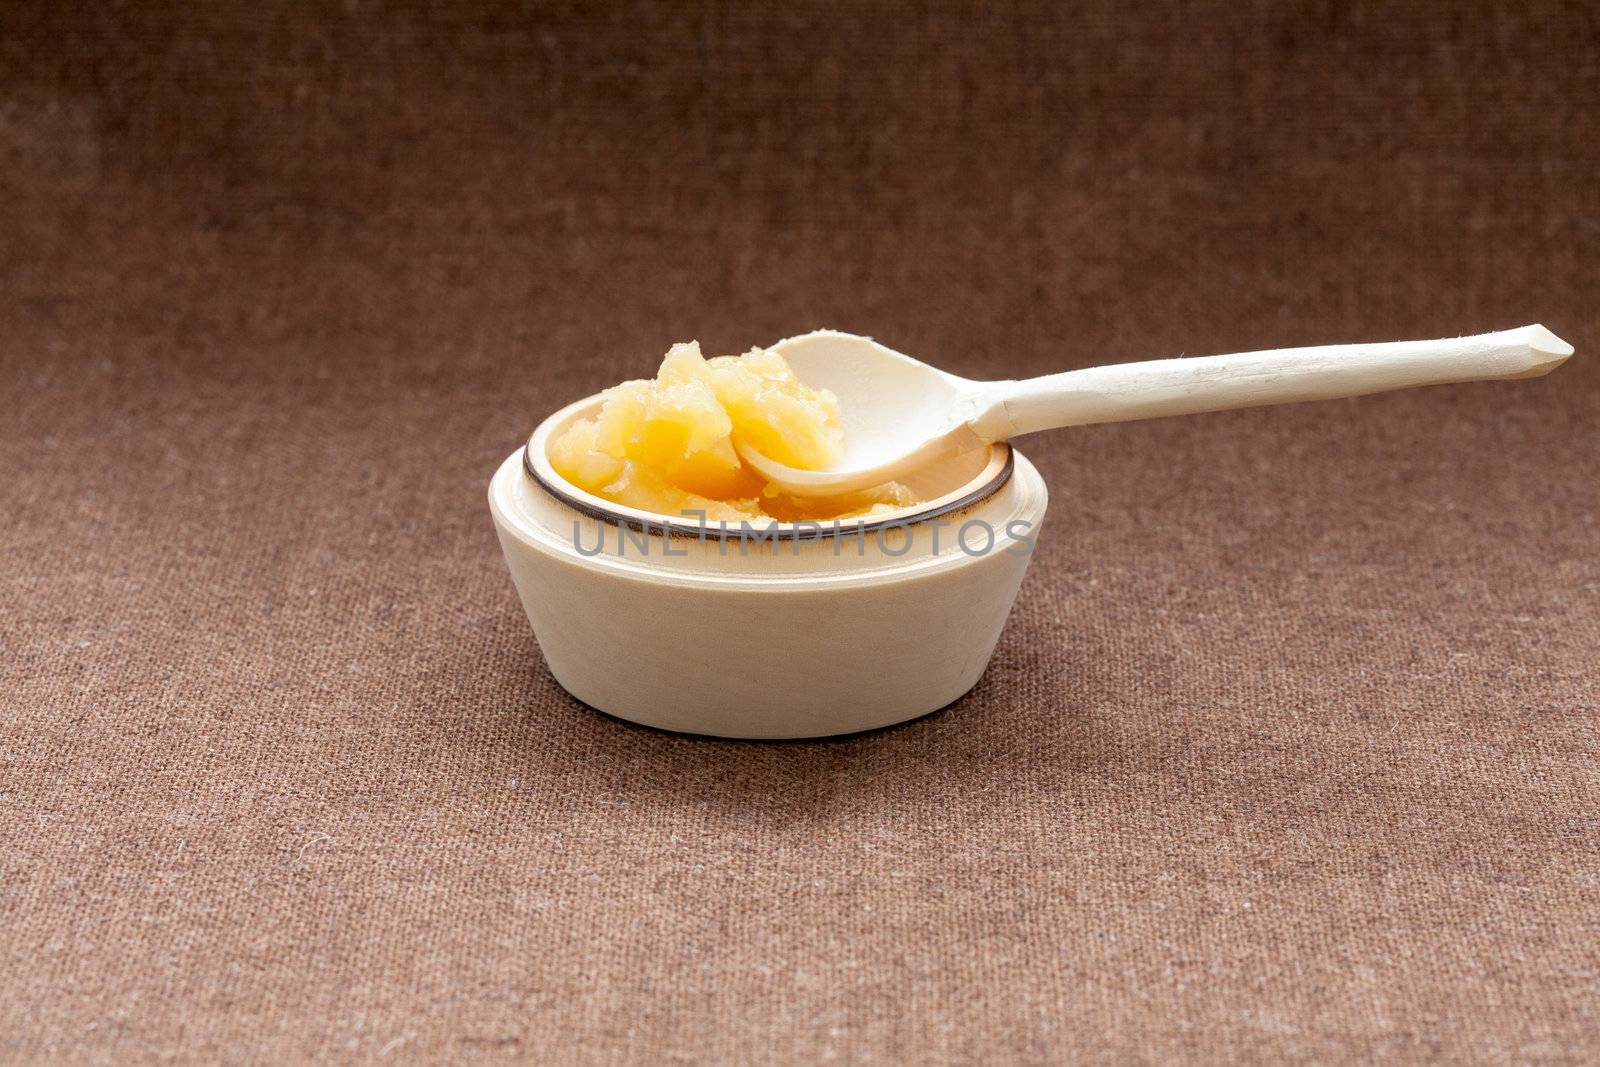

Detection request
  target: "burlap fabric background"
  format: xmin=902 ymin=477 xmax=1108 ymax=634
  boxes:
xmin=3 ymin=3 xmax=1596 ymax=1063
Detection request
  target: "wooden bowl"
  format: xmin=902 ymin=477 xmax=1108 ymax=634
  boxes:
xmin=488 ymin=395 xmax=1049 ymax=738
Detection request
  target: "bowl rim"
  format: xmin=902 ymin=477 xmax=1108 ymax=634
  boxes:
xmin=523 ymin=394 xmax=1015 ymax=541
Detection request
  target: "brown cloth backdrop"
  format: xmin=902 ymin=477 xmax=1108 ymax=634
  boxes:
xmin=3 ymin=3 xmax=1597 ymax=1063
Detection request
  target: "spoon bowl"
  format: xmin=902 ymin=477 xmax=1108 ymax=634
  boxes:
xmin=736 ymin=330 xmax=985 ymax=496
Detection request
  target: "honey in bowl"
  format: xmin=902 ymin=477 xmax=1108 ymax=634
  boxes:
xmin=548 ymin=342 xmax=918 ymax=522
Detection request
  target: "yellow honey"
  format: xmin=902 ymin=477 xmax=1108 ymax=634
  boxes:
xmin=548 ymin=342 xmax=917 ymax=521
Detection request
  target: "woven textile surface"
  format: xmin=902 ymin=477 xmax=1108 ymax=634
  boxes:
xmin=3 ymin=2 xmax=1597 ymax=1063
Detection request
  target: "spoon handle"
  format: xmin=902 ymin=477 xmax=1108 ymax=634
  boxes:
xmin=980 ymin=324 xmax=1573 ymax=439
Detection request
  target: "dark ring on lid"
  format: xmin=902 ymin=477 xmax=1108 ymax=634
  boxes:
xmin=523 ymin=441 xmax=1014 ymax=542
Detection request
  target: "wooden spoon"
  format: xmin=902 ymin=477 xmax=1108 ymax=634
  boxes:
xmin=737 ymin=325 xmax=1574 ymax=497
